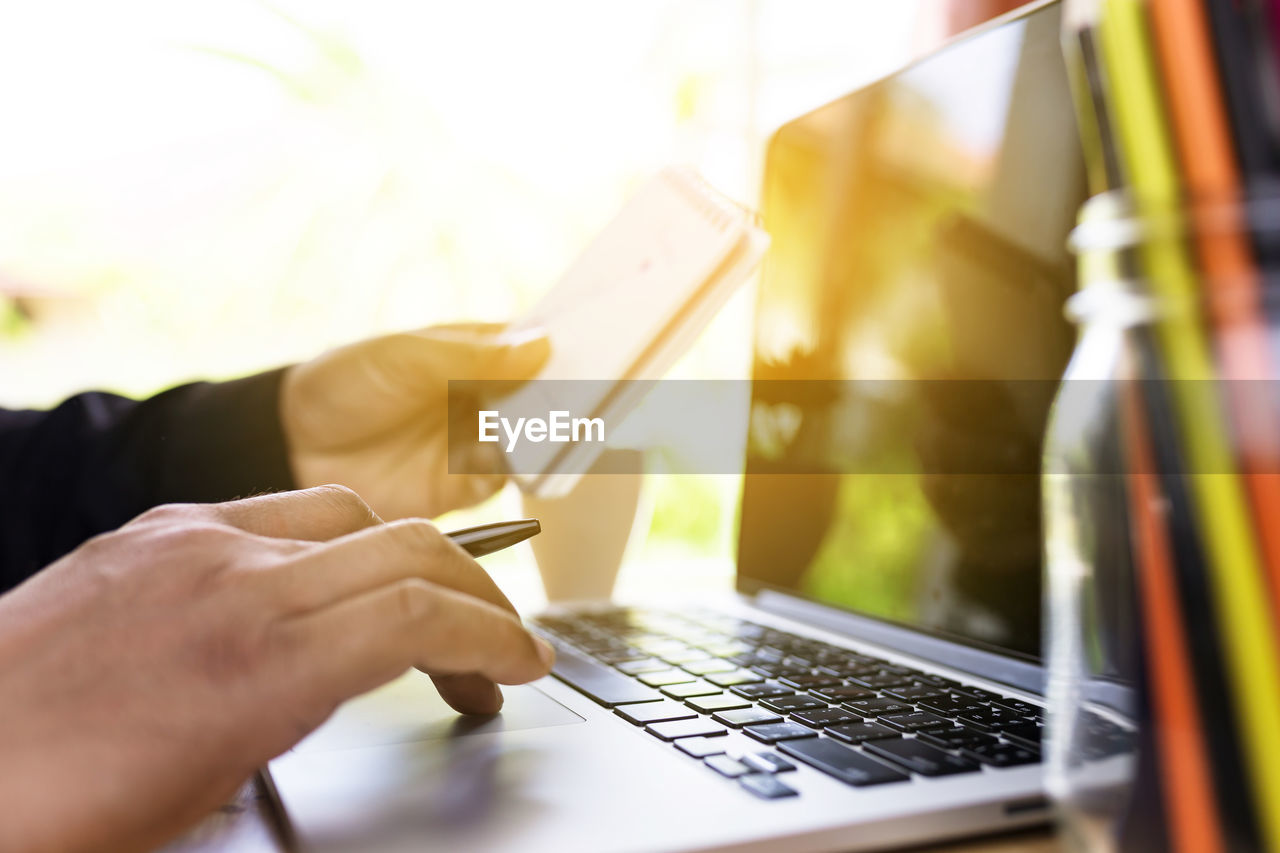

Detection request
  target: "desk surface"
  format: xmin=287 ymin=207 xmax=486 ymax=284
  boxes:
xmin=162 ymin=778 xmax=1061 ymax=853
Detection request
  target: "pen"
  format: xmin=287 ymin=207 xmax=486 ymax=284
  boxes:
xmin=446 ymin=518 xmax=541 ymax=558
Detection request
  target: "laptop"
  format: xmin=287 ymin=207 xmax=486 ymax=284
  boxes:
xmin=265 ymin=2 xmax=1119 ymax=849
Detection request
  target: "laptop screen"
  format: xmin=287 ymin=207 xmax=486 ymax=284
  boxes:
xmin=738 ymin=1 xmax=1085 ymax=661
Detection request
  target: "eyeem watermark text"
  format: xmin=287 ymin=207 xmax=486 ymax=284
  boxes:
xmin=478 ymin=410 xmax=605 ymax=452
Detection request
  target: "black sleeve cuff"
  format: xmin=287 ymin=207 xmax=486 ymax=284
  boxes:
xmin=0 ymin=368 xmax=297 ymax=590
xmin=136 ymin=367 xmax=298 ymax=507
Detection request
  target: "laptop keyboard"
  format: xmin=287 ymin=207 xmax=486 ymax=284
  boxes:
xmin=532 ymin=606 xmax=1060 ymax=801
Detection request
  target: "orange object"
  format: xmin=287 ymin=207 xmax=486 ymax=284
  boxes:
xmin=1121 ymin=386 xmax=1225 ymax=853
xmin=1148 ymin=0 xmax=1280 ymax=628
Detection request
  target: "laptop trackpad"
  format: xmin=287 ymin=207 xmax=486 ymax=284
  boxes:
xmin=292 ymin=673 xmax=585 ymax=754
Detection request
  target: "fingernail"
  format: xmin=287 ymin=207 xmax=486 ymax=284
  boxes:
xmin=535 ymin=636 xmax=556 ymax=669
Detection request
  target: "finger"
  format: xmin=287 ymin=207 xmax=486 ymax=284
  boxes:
xmin=124 ymin=485 xmax=382 ymax=542
xmin=265 ymin=518 xmax=517 ymax=616
xmin=431 ymin=674 xmax=505 ymax=715
xmin=278 ymin=579 xmax=554 ymax=713
xmin=208 ymin=485 xmax=383 ymax=541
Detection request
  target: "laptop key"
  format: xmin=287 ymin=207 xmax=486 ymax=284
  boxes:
xmin=659 ymin=647 xmax=711 ymax=664
xmin=743 ymin=722 xmax=820 ymax=744
xmin=550 ymin=646 xmax=664 ymax=707
xmin=917 ymin=727 xmax=997 ymax=751
xmin=739 ymin=774 xmax=798 ymax=799
xmin=681 ymin=658 xmax=739 ymax=676
xmin=990 ymin=697 xmax=1040 ymax=716
xmin=848 ymin=672 xmax=914 ymax=689
xmin=633 ymin=638 xmax=689 ymax=655
xmin=817 ymin=663 xmax=882 ymax=678
xmin=750 ymin=663 xmax=810 ymax=678
xmin=742 ymin=752 xmax=797 ymax=774
xmin=843 ymin=698 xmax=914 ymax=718
xmin=962 ymin=742 xmax=1040 ymax=767
xmin=713 ymin=707 xmax=783 ymax=728
xmin=705 ymin=755 xmax=752 ymax=778
xmin=686 ymin=694 xmax=752 ymax=713
xmin=595 ymin=648 xmax=650 ymax=664
xmin=825 ymin=721 xmax=900 ymax=744
xmin=731 ymin=683 xmax=795 ymax=700
xmin=779 ymin=674 xmax=843 ymax=690
xmin=864 ymin=739 xmax=981 ymax=776
xmin=779 ymin=738 xmax=909 ymax=786
xmin=809 ymin=649 xmax=854 ymax=665
xmin=615 ymin=700 xmax=697 ymax=725
xmin=917 ymin=696 xmax=987 ymax=716
xmin=675 ymin=736 xmax=727 ymax=759
xmin=707 ymin=670 xmax=765 ymax=688
xmin=810 ymin=686 xmax=876 ymax=703
xmin=955 ymin=706 xmax=1026 ymax=732
xmin=761 ymin=694 xmax=827 ymax=713
xmin=882 ymin=685 xmax=945 ymax=703
xmin=615 ymin=658 xmax=670 ymax=675
xmin=1000 ymin=722 xmax=1043 ymax=750
xmin=825 ymin=652 xmax=882 ymax=667
xmin=576 ymin=636 xmax=627 ymax=653
xmin=638 ymin=669 xmax=698 ymax=687
xmin=876 ymin=663 xmax=914 ymax=676
xmin=878 ymin=711 xmax=951 ymax=733
xmin=701 ymin=642 xmax=753 ymax=658
xmin=951 ymin=686 xmax=1001 ymax=702
xmin=661 ymin=681 xmax=722 ymax=699
xmin=647 ymin=719 xmax=729 ymax=741
xmin=790 ymin=707 xmax=860 ymax=728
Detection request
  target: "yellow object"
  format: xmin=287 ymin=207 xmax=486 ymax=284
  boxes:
xmin=1099 ymin=0 xmax=1280 ymax=847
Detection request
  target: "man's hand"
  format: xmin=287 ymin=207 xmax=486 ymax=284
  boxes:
xmin=281 ymin=324 xmax=550 ymax=520
xmin=0 ymin=486 xmax=554 ymax=853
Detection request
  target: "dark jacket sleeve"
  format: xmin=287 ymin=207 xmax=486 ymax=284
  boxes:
xmin=0 ymin=368 xmax=297 ymax=591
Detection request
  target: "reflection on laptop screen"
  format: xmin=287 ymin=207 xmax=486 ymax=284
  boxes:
xmin=739 ymin=3 xmax=1086 ymax=660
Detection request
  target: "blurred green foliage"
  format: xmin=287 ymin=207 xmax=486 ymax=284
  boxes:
xmin=0 ymin=299 xmax=28 ymax=338
xmin=802 ymin=475 xmax=931 ymax=622
xmin=642 ymin=475 xmax=730 ymax=556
